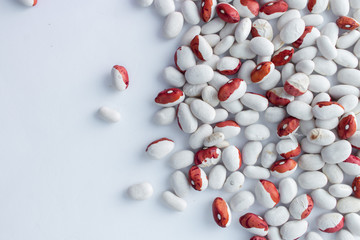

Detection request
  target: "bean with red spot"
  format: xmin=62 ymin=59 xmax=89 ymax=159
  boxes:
xmin=214 ymin=120 xmax=241 ymax=139
xmin=266 ymin=87 xmax=294 ymax=106
xmin=270 ymin=159 xmax=298 ymax=178
xmin=174 ymin=46 xmax=196 ymax=72
xmin=251 ymin=62 xmax=275 ymax=84
xmin=218 ymin=78 xmax=247 ymax=103
xmin=336 ymin=16 xmax=360 ymax=30
xmin=276 ymin=139 xmax=301 ymax=159
xmin=239 ymin=213 xmax=269 ymax=236
xmin=200 ymin=0 xmax=217 ymax=23
xmin=251 ymin=19 xmax=273 ymax=41
xmin=312 ymin=101 xmax=344 ymax=120
xmin=190 ymin=35 xmax=213 ymax=61
xmin=216 ymin=3 xmax=240 ymax=23
xmin=216 ymin=57 xmax=241 ymax=75
xmin=277 ymin=116 xmax=300 ymax=138
xmin=293 ymin=26 xmax=321 ymax=49
xmin=233 ymin=0 xmax=259 ymax=18
xmin=188 ymin=165 xmax=208 ymax=191
xmin=317 ymin=213 xmax=344 ymax=233
xmin=212 ymin=197 xmax=232 ymax=228
xmin=259 ymin=0 xmax=288 ymax=20
xmin=271 ymin=46 xmax=294 ymax=66
xmin=146 ymin=138 xmax=175 ymax=159
xmin=338 ymin=155 xmax=360 ymax=176
xmin=254 ymin=179 xmax=280 ymax=208
xmin=352 ymin=176 xmax=360 ymax=198
xmin=289 ymin=194 xmax=314 ymax=220
xmin=194 ymin=146 xmax=221 ymax=167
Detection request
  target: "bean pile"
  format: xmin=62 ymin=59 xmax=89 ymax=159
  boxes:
xmin=127 ymin=0 xmax=360 ymax=239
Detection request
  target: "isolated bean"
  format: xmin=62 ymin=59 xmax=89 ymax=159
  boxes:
xmin=260 ymin=143 xmax=277 ymax=168
xmin=201 ymin=18 xmax=226 ymax=35
xmin=175 ymin=46 xmax=197 ymax=72
xmin=204 ymin=132 xmax=225 ymax=147
xmin=306 ymin=128 xmax=335 ymax=146
xmin=216 ymin=56 xmax=241 ymax=75
xmin=146 ymin=138 xmax=175 ymax=159
xmin=214 ymin=36 xmax=235 ymax=55
xmin=99 ymin=106 xmax=121 ymax=123
xmin=301 ymin=138 xmax=323 ymax=154
xmin=238 ymin=60 xmax=256 ymax=85
xmin=219 ymin=22 xmax=238 ymax=39
xmin=163 ymin=12 xmax=184 ymax=39
xmin=312 ymin=101 xmax=344 ymax=120
xmin=218 ymin=78 xmax=247 ymax=103
xmin=308 ymin=75 xmax=330 ymax=93
xmin=200 ymin=0 xmax=217 ymax=22
xmin=128 ymin=182 xmax=153 ymax=200
xmin=317 ymin=35 xmax=337 ymax=60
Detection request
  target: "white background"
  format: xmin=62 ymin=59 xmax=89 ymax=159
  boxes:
xmin=0 ymin=0 xmax=358 ymax=240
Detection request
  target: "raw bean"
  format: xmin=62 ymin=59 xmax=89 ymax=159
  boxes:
xmin=299 ymin=154 xmax=325 ymax=170
xmin=321 ymin=140 xmax=352 ymax=164
xmin=194 ymin=146 xmax=221 ymax=167
xmin=251 ymin=19 xmax=274 ymax=40
xmin=297 ymin=171 xmax=328 ymax=189
xmin=270 ymin=159 xmax=298 ymax=178
xmin=212 ymin=197 xmax=231 ymax=228
xmin=201 ymin=18 xmax=226 ymax=35
xmin=330 ymin=0 xmax=349 ymax=16
xmin=260 ymin=143 xmax=277 ymax=168
xmin=312 ymin=101 xmax=344 ymax=120
xmin=321 ymin=22 xmax=339 ymax=45
xmin=346 ymin=213 xmax=360 ymax=236
xmin=264 ymin=107 xmax=287 ymax=123
xmin=209 ymin=72 xmax=229 ymax=90
xmin=219 ymin=22 xmax=238 ymax=39
xmin=239 ymin=213 xmax=269 ymax=236
xmin=311 ymin=92 xmax=331 ymax=106
xmin=218 ymin=78 xmax=247 ymax=103
xmin=329 ymin=184 xmax=352 ymax=198
xmin=111 ymin=65 xmax=129 ymax=91
xmin=294 ymin=26 xmax=321 ymax=49
xmin=251 ymin=61 xmax=275 ymax=84
xmin=146 ymin=138 xmax=175 ymax=159
xmin=277 ymin=9 xmax=301 ymax=30
xmin=21 ymin=0 xmax=37 ymax=6
xmin=255 ymin=179 xmax=280 ymax=208
xmin=292 ymin=46 xmax=317 ymax=63
xmin=233 ymin=0 xmax=260 ymax=18
xmin=279 ymin=177 xmax=298 ymax=204
xmin=204 ymin=132 xmax=225 ymax=147
xmin=177 ymin=103 xmax=198 ymax=134
xmin=244 ymin=166 xmax=271 ymax=179
xmin=289 ymin=194 xmax=314 ymax=219
xmin=336 ymin=16 xmax=360 ymax=30
xmin=216 ymin=3 xmax=240 ymax=23
xmin=266 ymin=87 xmax=294 ymax=106
xmin=216 ymin=140 xmax=229 ymax=148
xmin=170 ymin=171 xmax=191 ymax=197
xmin=208 ymin=109 xmax=229 ymax=124
xmin=272 ymin=35 xmax=285 ymax=51
xmin=175 ymin=46 xmax=197 ymax=72
xmin=229 ymin=41 xmax=257 ymax=59
xmin=337 ymin=197 xmax=360 ymax=213
xmin=214 ymin=36 xmax=235 ymax=55
xmin=188 ymin=165 xmax=208 ymax=191
xmin=336 ymin=230 xmax=355 ymax=240
xmin=280 ymin=220 xmax=308 ymax=240
xmin=137 ymin=0 xmax=153 ymax=7
xmin=337 ymin=69 xmax=360 ymax=87
xmin=230 ymin=191 xmax=255 ymax=212
xmin=284 ymin=73 xmax=309 ymax=96
xmin=181 ymin=0 xmax=200 ymax=25
xmin=153 ymin=107 xmax=176 ymax=125
xmin=200 ymin=0 xmax=217 ymax=22
xmin=209 ymin=165 xmax=227 ymax=190
xmin=185 ymin=64 xmax=214 ymax=84
xmin=216 ymin=56 xmax=241 ymax=75
xmin=220 ymin=100 xmax=244 ymax=114
xmin=163 ymin=12 xmax=184 ymax=39
xmin=199 ymin=54 xmax=219 ymax=70
xmin=169 ymin=150 xmax=194 ymax=169
xmin=287 ymin=101 xmax=313 ymax=120
xmin=222 ymin=145 xmax=242 ymax=171
xmin=235 ymin=110 xmax=259 ymax=126
xmin=295 ymin=60 xmax=314 ymax=75
xmin=235 ymin=18 xmax=252 ymax=43
xmin=302 ymin=14 xmax=324 ymax=26
xmin=307 ymin=0 xmax=329 ymax=13
xmin=190 ymin=35 xmax=213 ymax=61
xmin=338 ymin=155 xmax=360 ymax=176
xmin=337 ymin=30 xmax=360 ymax=49
xmin=334 ymin=49 xmax=358 ymax=68
xmin=316 ymin=35 xmax=337 ymax=60
xmin=329 ymin=85 xmax=360 ymax=99
xmin=128 ymin=182 xmax=153 ymax=200
xmin=322 ymin=164 xmax=344 ymax=184
xmin=350 ymin=0 xmax=360 ymax=8
xmin=181 ymin=25 xmax=201 ymax=45
xmin=286 ymin=0 xmax=307 ymax=9
xmin=190 ymin=99 xmax=216 ymax=123
xmin=295 ymin=90 xmax=313 ymax=104
xmin=276 ymin=115 xmax=300 ymax=137
xmin=162 ymin=191 xmax=187 ymax=211
xmin=317 ymin=212 xmax=344 ymax=233
xmin=313 ymin=57 xmax=337 ymax=76
xmin=276 ymin=139 xmax=301 ymax=159
xmin=308 ymin=75 xmax=330 ymax=93
xmin=280 ymin=18 xmax=305 ymax=44
xmin=250 ymin=37 xmax=274 ymax=56
xmin=354 ymin=38 xmax=360 ymax=57
xmin=201 ymin=86 xmax=219 ymax=107
xmin=237 ymin=60 xmax=256 ymax=85
xmin=154 ymin=0 xmax=175 ymax=16
xmin=163 ymin=66 xmax=185 ymax=87
xmin=301 ymin=138 xmax=323 ymax=154
xmin=316 ymin=117 xmax=339 ymax=129
xmin=306 ymin=128 xmax=335 ymax=146
xmin=352 ymin=175 xmax=360 ymax=198
xmin=203 ymin=34 xmax=221 ymax=47
xmin=264 ymin=206 xmax=290 ymax=227
xmin=223 ymin=171 xmax=245 ymax=192
xmin=244 ymin=124 xmax=270 ymax=141
xmin=259 ymin=0 xmax=288 ymax=20
xmin=98 ymin=106 xmax=121 ymax=122
xmin=240 ymin=93 xmax=268 ymax=112
xmin=311 ymin=189 xmax=337 ymax=210
xmin=305 ymin=232 xmax=323 ymax=240
xmin=242 ymin=141 xmax=262 ymax=165
xmin=214 ymin=120 xmax=241 ymax=139
xmin=271 ymin=46 xmax=294 ymax=66
xmin=267 ymin=226 xmax=282 ymax=240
